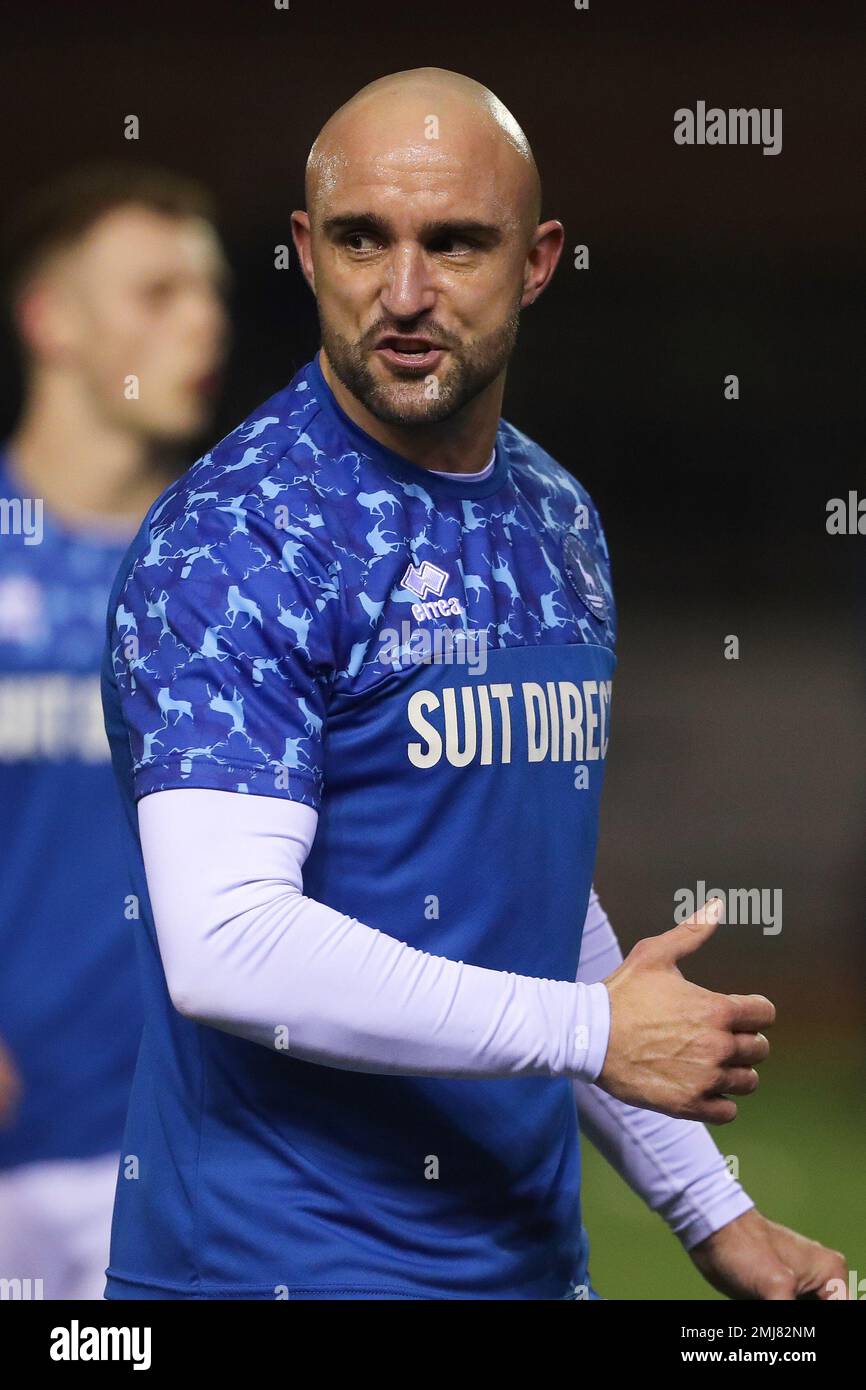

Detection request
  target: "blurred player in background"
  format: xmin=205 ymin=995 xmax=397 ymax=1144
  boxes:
xmin=0 ymin=166 xmax=229 ymax=1298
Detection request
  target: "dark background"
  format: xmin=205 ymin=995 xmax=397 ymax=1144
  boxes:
xmin=2 ymin=0 xmax=863 ymax=1296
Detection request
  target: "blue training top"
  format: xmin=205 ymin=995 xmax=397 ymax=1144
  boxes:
xmin=0 ymin=450 xmax=142 ymax=1169
xmin=101 ymin=352 xmax=617 ymax=1300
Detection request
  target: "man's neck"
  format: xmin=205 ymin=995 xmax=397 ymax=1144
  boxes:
xmin=319 ymin=348 xmax=502 ymax=476
xmin=8 ymin=375 xmax=178 ymax=532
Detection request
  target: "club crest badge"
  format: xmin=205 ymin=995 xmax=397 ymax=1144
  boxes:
xmin=561 ymin=530 xmax=608 ymax=621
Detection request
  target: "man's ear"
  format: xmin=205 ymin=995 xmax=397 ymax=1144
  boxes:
xmin=15 ymin=274 xmax=80 ymax=365
xmin=522 ymin=219 xmax=565 ymax=308
xmin=290 ymin=211 xmax=315 ymax=294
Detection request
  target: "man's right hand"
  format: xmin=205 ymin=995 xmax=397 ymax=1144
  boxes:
xmin=598 ymin=898 xmax=774 ymax=1124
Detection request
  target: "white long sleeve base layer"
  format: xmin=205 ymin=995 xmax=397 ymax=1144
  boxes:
xmin=575 ymin=890 xmax=755 ymax=1250
xmin=139 ymin=788 xmax=754 ymax=1250
xmin=138 ymin=789 xmax=611 ymax=1082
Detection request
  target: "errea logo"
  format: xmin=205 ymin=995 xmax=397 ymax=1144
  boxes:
xmin=401 ymin=560 xmax=448 ymax=600
xmin=401 ymin=561 xmax=463 ymax=622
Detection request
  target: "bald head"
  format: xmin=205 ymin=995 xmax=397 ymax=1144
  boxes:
xmin=306 ymin=67 xmax=541 ymax=238
xmin=292 ymin=67 xmax=562 ymax=433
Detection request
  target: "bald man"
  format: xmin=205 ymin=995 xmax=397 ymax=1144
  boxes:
xmin=100 ymin=70 xmax=846 ymax=1300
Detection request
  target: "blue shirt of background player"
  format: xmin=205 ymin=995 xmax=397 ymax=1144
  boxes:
xmin=0 ymin=450 xmax=142 ymax=1169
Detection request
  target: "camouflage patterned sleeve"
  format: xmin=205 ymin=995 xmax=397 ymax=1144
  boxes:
xmin=111 ymin=499 xmax=343 ymax=809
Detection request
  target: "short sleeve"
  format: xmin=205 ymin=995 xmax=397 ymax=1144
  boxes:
xmin=111 ymin=501 xmax=342 ymax=808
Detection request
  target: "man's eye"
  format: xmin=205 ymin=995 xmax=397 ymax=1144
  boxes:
xmin=140 ymin=281 xmax=175 ymax=307
xmin=344 ymin=232 xmax=380 ymax=254
xmin=431 ymin=237 xmax=474 ymax=257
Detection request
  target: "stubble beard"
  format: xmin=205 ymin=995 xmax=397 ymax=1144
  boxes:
xmin=319 ymin=304 xmax=522 ymax=427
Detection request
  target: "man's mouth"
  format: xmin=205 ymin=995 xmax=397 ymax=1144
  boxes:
xmin=374 ymin=336 xmax=446 ymax=373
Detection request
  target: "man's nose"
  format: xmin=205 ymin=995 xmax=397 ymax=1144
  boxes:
xmin=185 ymin=290 xmax=229 ymax=352
xmin=379 ymin=244 xmax=436 ymax=320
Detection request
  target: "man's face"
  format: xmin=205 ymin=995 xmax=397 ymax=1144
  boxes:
xmin=303 ymin=125 xmax=533 ymax=426
xmin=44 ymin=205 xmax=230 ymax=442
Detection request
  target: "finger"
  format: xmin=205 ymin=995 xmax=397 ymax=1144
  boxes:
xmin=813 ymin=1252 xmax=850 ymax=1300
xmin=724 ymin=1032 xmax=771 ymax=1066
xmin=762 ymin=1267 xmax=797 ymax=1300
xmin=649 ymin=897 xmax=724 ymax=967
xmin=727 ymin=994 xmax=776 ymax=1031
xmin=688 ymin=1095 xmax=738 ymax=1125
xmin=712 ymin=1066 xmax=760 ymax=1097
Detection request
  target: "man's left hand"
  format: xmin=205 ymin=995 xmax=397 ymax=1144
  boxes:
xmin=690 ymin=1208 xmax=849 ymax=1300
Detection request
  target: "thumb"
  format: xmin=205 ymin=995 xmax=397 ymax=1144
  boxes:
xmin=652 ymin=896 xmax=724 ymax=966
